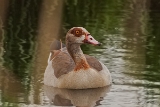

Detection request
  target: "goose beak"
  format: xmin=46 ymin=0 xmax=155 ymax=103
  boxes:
xmin=83 ymin=34 xmax=101 ymax=46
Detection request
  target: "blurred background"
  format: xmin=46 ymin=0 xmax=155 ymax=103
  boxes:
xmin=0 ymin=0 xmax=160 ymax=107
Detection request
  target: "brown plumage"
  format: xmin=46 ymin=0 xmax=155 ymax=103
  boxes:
xmin=51 ymin=49 xmax=103 ymax=78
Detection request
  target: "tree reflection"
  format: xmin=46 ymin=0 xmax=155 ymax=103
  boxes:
xmin=145 ymin=0 xmax=160 ymax=82
xmin=3 ymin=0 xmax=42 ymax=87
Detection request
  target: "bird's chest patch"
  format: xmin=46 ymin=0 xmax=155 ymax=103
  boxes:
xmin=74 ymin=59 xmax=90 ymax=71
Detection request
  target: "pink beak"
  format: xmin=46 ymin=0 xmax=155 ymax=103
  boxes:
xmin=83 ymin=34 xmax=101 ymax=46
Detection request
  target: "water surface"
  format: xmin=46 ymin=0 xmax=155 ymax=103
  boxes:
xmin=0 ymin=0 xmax=160 ymax=107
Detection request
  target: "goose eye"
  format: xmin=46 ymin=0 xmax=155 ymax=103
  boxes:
xmin=76 ymin=31 xmax=79 ymax=34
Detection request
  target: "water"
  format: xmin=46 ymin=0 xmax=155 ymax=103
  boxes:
xmin=0 ymin=0 xmax=160 ymax=107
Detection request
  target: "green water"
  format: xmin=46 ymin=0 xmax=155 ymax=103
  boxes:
xmin=0 ymin=0 xmax=160 ymax=107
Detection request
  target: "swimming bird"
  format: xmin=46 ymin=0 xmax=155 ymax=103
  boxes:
xmin=44 ymin=27 xmax=112 ymax=89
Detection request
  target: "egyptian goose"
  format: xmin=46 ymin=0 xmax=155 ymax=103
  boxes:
xmin=44 ymin=27 xmax=112 ymax=89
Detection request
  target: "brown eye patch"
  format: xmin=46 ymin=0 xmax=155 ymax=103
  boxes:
xmin=71 ymin=28 xmax=83 ymax=37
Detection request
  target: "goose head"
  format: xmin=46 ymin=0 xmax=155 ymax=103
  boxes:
xmin=66 ymin=27 xmax=101 ymax=46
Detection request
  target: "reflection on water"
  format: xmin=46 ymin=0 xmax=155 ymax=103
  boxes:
xmin=0 ymin=0 xmax=160 ymax=107
xmin=44 ymin=85 xmax=110 ymax=106
xmin=2 ymin=0 xmax=42 ymax=87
